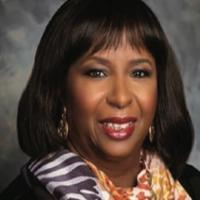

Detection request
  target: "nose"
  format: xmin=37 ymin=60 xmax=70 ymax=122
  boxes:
xmin=106 ymin=78 xmax=133 ymax=109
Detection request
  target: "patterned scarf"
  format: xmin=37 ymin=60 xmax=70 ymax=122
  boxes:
xmin=28 ymin=149 xmax=191 ymax=200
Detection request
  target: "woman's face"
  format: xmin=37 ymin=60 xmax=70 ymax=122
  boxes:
xmin=66 ymin=42 xmax=157 ymax=161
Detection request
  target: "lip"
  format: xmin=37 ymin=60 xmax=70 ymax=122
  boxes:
xmin=99 ymin=117 xmax=137 ymax=124
xmin=99 ymin=117 xmax=137 ymax=140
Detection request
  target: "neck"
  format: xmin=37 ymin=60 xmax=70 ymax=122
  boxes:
xmin=93 ymin=150 xmax=142 ymax=188
xmin=67 ymin=140 xmax=143 ymax=188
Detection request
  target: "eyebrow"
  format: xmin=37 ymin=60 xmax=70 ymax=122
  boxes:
xmin=129 ymin=59 xmax=153 ymax=67
xmin=85 ymin=56 xmax=154 ymax=67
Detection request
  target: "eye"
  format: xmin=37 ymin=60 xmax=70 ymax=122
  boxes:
xmin=84 ymin=69 xmax=107 ymax=78
xmin=131 ymin=69 xmax=151 ymax=78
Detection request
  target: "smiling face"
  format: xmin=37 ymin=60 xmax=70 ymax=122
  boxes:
xmin=66 ymin=41 xmax=157 ymax=163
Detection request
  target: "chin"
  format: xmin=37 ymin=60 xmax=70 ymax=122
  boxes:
xmin=99 ymin=142 xmax=138 ymax=160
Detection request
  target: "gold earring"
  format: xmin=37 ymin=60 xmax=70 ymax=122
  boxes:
xmin=149 ymin=125 xmax=155 ymax=143
xmin=57 ymin=106 xmax=69 ymax=139
xmin=139 ymin=149 xmax=145 ymax=167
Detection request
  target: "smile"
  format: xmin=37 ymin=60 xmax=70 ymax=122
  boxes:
xmin=103 ymin=122 xmax=133 ymax=131
xmin=99 ymin=117 xmax=137 ymax=140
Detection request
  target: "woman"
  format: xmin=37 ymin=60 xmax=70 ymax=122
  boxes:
xmin=1 ymin=0 xmax=200 ymax=199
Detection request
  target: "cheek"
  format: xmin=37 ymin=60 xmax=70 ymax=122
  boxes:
xmin=67 ymin=79 xmax=107 ymax=146
xmin=143 ymin=90 xmax=157 ymax=115
xmin=136 ymin=82 xmax=157 ymax=119
xmin=67 ymin=80 xmax=106 ymax=119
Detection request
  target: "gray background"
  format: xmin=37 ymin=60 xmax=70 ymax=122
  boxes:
xmin=0 ymin=0 xmax=199 ymax=191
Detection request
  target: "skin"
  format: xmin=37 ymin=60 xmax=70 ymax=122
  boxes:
xmin=66 ymin=40 xmax=157 ymax=188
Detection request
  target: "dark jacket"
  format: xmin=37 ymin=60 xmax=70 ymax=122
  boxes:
xmin=1 ymin=164 xmax=200 ymax=200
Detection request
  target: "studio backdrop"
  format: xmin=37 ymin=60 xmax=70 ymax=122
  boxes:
xmin=0 ymin=0 xmax=199 ymax=191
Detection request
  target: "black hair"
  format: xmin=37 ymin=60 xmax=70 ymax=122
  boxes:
xmin=17 ymin=0 xmax=194 ymax=178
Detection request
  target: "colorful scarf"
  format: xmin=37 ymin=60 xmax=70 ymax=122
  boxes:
xmin=28 ymin=149 xmax=191 ymax=200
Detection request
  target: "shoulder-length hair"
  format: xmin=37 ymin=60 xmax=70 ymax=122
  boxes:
xmin=17 ymin=0 xmax=194 ymax=178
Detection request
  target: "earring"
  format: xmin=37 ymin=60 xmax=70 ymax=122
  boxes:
xmin=149 ymin=125 xmax=155 ymax=143
xmin=139 ymin=149 xmax=144 ymax=167
xmin=57 ymin=106 xmax=69 ymax=139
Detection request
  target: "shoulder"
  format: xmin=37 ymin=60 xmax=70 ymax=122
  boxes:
xmin=179 ymin=164 xmax=200 ymax=200
xmin=0 ymin=165 xmax=55 ymax=200
xmin=0 ymin=174 xmax=34 ymax=200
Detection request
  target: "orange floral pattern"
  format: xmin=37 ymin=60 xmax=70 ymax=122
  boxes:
xmin=85 ymin=152 xmax=191 ymax=200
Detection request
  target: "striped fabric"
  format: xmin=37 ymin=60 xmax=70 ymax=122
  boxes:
xmin=28 ymin=149 xmax=191 ymax=200
xmin=28 ymin=150 xmax=103 ymax=200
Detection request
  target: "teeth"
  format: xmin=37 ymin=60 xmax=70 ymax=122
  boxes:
xmin=104 ymin=122 xmax=133 ymax=130
xmin=107 ymin=123 xmax=113 ymax=128
xmin=113 ymin=124 xmax=120 ymax=130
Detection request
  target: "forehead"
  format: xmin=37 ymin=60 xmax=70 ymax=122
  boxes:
xmin=94 ymin=43 xmax=152 ymax=57
xmin=89 ymin=30 xmax=145 ymax=54
xmin=84 ymin=40 xmax=155 ymax=64
xmin=70 ymin=31 xmax=157 ymax=68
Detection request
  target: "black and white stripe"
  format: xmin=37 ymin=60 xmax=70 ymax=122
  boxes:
xmin=29 ymin=150 xmax=103 ymax=200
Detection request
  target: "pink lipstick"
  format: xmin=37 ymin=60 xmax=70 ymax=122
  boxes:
xmin=100 ymin=117 xmax=137 ymax=140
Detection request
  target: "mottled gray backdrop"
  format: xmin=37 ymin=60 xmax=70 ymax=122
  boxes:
xmin=0 ymin=0 xmax=199 ymax=191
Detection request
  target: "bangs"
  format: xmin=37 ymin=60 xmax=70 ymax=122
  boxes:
xmin=66 ymin=0 xmax=167 ymax=67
